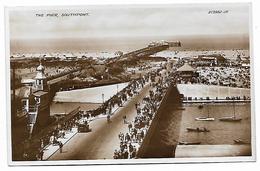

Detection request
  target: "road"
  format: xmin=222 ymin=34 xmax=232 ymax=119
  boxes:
xmin=49 ymin=83 xmax=152 ymax=160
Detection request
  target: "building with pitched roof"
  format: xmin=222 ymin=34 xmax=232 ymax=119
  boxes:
xmin=177 ymin=62 xmax=196 ymax=77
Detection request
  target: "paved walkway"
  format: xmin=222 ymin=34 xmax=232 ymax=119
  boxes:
xmin=41 ymin=83 xmax=147 ymax=160
xmin=42 ymin=128 xmax=78 ymax=160
xmin=48 ymin=83 xmax=152 ymax=160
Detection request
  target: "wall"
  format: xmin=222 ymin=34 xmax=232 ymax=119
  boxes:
xmin=137 ymin=84 xmax=183 ymax=158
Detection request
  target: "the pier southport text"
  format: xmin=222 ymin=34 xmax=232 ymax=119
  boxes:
xmin=36 ymin=12 xmax=90 ymax=17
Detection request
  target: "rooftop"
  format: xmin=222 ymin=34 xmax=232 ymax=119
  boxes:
xmin=177 ymin=63 xmax=195 ymax=72
xmin=33 ymin=91 xmax=48 ymax=97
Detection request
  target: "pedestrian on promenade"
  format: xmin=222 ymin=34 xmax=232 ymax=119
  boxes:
xmin=49 ymin=134 xmax=54 ymax=144
xmin=123 ymin=115 xmax=127 ymax=124
xmin=128 ymin=122 xmax=132 ymax=132
xmin=130 ymin=148 xmax=136 ymax=159
xmin=59 ymin=141 xmax=63 ymax=153
xmin=113 ymin=150 xmax=119 ymax=159
xmin=107 ymin=114 xmax=111 ymax=123
xmin=118 ymin=132 xmax=124 ymax=141
xmin=135 ymin=103 xmax=138 ymax=110
xmin=40 ymin=139 xmax=44 ymax=149
xmin=125 ymin=133 xmax=130 ymax=143
xmin=123 ymin=149 xmax=129 ymax=159
xmin=39 ymin=150 xmax=44 ymax=160
xmin=129 ymin=143 xmax=133 ymax=153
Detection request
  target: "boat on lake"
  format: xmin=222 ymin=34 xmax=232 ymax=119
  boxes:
xmin=178 ymin=141 xmax=201 ymax=145
xmin=195 ymin=117 xmax=215 ymax=121
xmin=195 ymin=104 xmax=215 ymax=121
xmin=198 ymin=104 xmax=203 ymax=109
xmin=219 ymin=101 xmax=242 ymax=122
xmin=186 ymin=127 xmax=210 ymax=132
xmin=233 ymin=139 xmax=249 ymax=144
xmin=219 ymin=116 xmax=242 ymax=122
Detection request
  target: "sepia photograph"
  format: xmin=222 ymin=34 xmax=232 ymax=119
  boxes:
xmin=6 ymin=3 xmax=255 ymax=165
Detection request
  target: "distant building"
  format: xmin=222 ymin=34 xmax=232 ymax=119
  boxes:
xmin=167 ymin=41 xmax=181 ymax=47
xmin=148 ymin=40 xmax=181 ymax=47
xmin=192 ymin=54 xmax=226 ymax=66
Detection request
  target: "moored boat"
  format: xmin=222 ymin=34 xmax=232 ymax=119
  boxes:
xmin=195 ymin=117 xmax=215 ymax=121
xmin=178 ymin=141 xmax=201 ymax=145
xmin=219 ymin=101 xmax=242 ymax=122
xmin=186 ymin=127 xmax=210 ymax=132
xmin=198 ymin=104 xmax=203 ymax=109
xmin=219 ymin=116 xmax=242 ymax=122
xmin=233 ymin=139 xmax=249 ymax=144
xmin=195 ymin=104 xmax=215 ymax=121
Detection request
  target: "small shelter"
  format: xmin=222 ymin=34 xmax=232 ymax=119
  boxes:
xmin=177 ymin=63 xmax=196 ymax=77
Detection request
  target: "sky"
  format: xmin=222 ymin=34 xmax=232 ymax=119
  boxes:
xmin=8 ymin=3 xmax=250 ymax=52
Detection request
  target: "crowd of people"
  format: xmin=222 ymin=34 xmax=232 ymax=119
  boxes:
xmin=22 ymin=113 xmax=82 ymax=160
xmin=113 ymin=92 xmax=158 ymax=159
xmin=91 ymin=75 xmax=149 ymax=117
xmin=173 ymin=60 xmax=250 ymax=89
xmin=197 ymin=66 xmax=250 ymax=88
xmin=113 ymin=64 xmax=179 ymax=159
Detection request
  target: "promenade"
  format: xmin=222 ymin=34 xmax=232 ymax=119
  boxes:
xmin=49 ymin=83 xmax=153 ymax=160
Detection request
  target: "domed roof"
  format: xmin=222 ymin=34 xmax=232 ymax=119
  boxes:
xmin=36 ymin=63 xmax=45 ymax=71
xmin=35 ymin=63 xmax=46 ymax=80
xmin=35 ymin=72 xmax=46 ymax=80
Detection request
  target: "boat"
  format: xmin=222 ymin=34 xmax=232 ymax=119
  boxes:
xmin=219 ymin=116 xmax=242 ymax=122
xmin=219 ymin=101 xmax=242 ymax=122
xmin=198 ymin=104 xmax=204 ymax=109
xmin=178 ymin=141 xmax=201 ymax=145
xmin=195 ymin=117 xmax=215 ymax=121
xmin=186 ymin=127 xmax=210 ymax=132
xmin=195 ymin=104 xmax=215 ymax=121
xmin=233 ymin=139 xmax=249 ymax=144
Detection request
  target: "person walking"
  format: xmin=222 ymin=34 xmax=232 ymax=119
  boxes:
xmin=123 ymin=149 xmax=129 ymax=159
xmin=135 ymin=103 xmax=138 ymax=110
xmin=128 ymin=122 xmax=132 ymax=132
xmin=123 ymin=115 xmax=127 ymax=124
xmin=39 ymin=150 xmax=44 ymax=160
xmin=59 ymin=141 xmax=63 ymax=153
xmin=107 ymin=114 xmax=111 ymax=123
